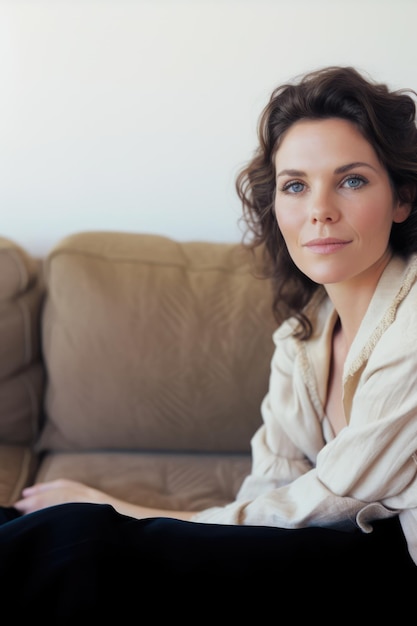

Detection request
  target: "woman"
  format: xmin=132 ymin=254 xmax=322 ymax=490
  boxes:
xmin=3 ymin=66 xmax=417 ymax=617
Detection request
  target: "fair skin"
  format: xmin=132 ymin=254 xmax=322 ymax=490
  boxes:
xmin=14 ymin=117 xmax=411 ymax=518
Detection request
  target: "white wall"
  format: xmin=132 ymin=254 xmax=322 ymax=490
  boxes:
xmin=2 ymin=0 xmax=417 ymax=256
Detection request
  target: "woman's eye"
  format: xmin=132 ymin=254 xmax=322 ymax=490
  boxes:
xmin=342 ymin=175 xmax=366 ymax=189
xmin=282 ymin=181 xmax=305 ymax=194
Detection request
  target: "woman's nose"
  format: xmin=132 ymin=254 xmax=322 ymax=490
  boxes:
xmin=309 ymin=190 xmax=339 ymax=223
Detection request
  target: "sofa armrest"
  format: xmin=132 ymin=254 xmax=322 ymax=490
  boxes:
xmin=0 ymin=236 xmax=45 ymax=448
xmin=0 ymin=444 xmax=37 ymax=506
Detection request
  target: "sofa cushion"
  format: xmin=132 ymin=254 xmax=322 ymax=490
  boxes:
xmin=37 ymin=231 xmax=276 ymax=454
xmin=35 ymin=450 xmax=252 ymax=510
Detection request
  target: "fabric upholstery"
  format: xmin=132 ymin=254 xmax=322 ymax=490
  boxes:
xmin=0 ymin=237 xmax=45 ymax=442
xmin=38 ymin=231 xmax=276 ymax=453
xmin=0 ymin=237 xmax=45 ymax=504
xmin=35 ymin=450 xmax=252 ymax=510
xmin=0 ymin=231 xmax=276 ymax=509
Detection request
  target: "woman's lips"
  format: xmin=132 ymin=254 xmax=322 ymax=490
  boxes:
xmin=303 ymin=238 xmax=352 ymax=254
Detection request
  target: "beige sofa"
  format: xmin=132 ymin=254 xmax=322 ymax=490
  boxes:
xmin=0 ymin=230 xmax=276 ymax=513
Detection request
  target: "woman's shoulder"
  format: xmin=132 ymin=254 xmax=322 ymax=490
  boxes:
xmin=376 ymin=253 xmax=417 ymax=313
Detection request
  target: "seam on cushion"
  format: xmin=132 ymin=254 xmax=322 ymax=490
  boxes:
xmin=20 ymin=368 xmax=41 ymax=442
xmin=45 ymin=248 xmax=253 ymax=275
xmin=8 ymin=248 xmax=29 ymax=293
xmin=16 ymin=294 xmax=32 ymax=365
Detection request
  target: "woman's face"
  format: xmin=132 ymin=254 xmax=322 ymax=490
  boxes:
xmin=274 ymin=117 xmax=410 ymax=288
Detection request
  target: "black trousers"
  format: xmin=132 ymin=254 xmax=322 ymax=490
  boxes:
xmin=0 ymin=503 xmax=415 ymax=621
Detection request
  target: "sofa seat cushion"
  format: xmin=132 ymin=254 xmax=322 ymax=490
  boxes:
xmin=35 ymin=451 xmax=252 ymax=510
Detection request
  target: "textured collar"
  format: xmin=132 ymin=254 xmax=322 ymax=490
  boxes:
xmin=301 ymin=253 xmax=417 ymax=417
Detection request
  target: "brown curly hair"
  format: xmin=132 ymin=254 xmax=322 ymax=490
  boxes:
xmin=236 ymin=66 xmax=417 ymax=338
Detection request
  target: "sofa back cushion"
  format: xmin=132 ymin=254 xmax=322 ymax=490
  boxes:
xmin=0 ymin=236 xmax=45 ymax=445
xmin=37 ymin=231 xmax=276 ymax=454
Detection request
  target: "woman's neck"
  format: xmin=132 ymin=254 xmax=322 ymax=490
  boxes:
xmin=324 ymin=251 xmax=392 ymax=347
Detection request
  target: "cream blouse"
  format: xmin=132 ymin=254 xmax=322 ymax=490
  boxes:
xmin=193 ymin=253 xmax=417 ymax=566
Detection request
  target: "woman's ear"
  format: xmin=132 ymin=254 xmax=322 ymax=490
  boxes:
xmin=393 ymin=184 xmax=415 ymax=224
xmin=393 ymin=201 xmax=412 ymax=224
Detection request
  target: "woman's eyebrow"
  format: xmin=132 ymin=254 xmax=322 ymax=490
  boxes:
xmin=276 ymin=169 xmax=305 ymax=179
xmin=276 ymin=162 xmax=378 ymax=179
xmin=334 ymin=161 xmax=377 ymax=174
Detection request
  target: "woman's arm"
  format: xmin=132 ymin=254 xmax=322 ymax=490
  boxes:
xmin=13 ymin=478 xmax=197 ymax=521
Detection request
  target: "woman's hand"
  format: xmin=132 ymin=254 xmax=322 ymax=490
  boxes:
xmin=14 ymin=478 xmax=113 ymax=515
